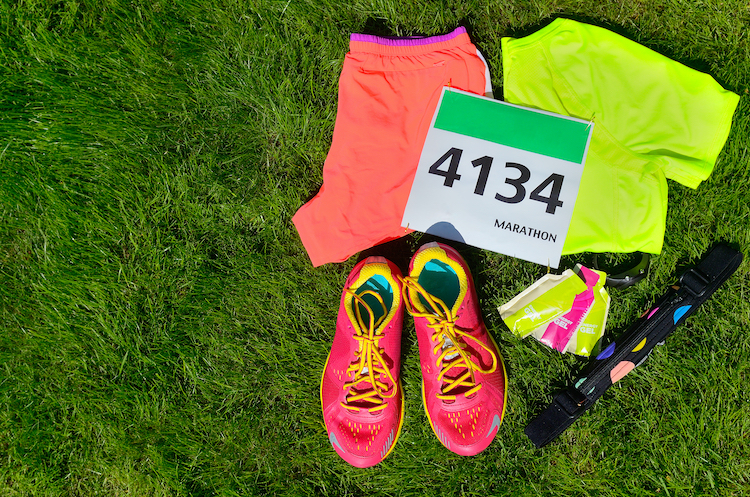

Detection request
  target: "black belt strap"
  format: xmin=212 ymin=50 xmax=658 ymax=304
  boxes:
xmin=525 ymin=243 xmax=743 ymax=448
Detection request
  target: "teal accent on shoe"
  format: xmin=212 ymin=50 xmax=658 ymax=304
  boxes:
xmin=418 ymin=260 xmax=459 ymax=309
xmin=354 ymin=274 xmax=393 ymax=323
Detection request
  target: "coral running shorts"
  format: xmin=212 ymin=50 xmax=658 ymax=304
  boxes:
xmin=293 ymin=27 xmax=492 ymax=266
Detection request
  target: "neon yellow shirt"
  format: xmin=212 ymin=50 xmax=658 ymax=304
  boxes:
xmin=502 ymin=18 xmax=740 ymax=255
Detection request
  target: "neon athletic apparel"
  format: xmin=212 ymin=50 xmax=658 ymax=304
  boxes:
xmin=502 ymin=18 xmax=740 ymax=255
xmin=320 ymin=256 xmax=405 ymax=468
xmin=401 ymin=242 xmax=507 ymax=456
xmin=293 ymin=28 xmax=492 ymax=267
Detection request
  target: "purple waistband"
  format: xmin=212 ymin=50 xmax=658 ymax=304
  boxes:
xmin=350 ymin=26 xmax=467 ymax=46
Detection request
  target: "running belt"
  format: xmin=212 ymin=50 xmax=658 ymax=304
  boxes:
xmin=525 ymin=243 xmax=743 ymax=448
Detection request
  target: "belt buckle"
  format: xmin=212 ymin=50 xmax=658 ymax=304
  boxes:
xmin=680 ymin=268 xmax=710 ymax=297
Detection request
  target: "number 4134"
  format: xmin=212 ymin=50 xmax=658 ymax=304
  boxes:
xmin=428 ymin=147 xmax=565 ymax=215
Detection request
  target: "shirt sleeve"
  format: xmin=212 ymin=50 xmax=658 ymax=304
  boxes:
xmin=545 ymin=19 xmax=740 ymax=189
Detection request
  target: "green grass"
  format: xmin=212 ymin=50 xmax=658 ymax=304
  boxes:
xmin=1 ymin=0 xmax=749 ymax=495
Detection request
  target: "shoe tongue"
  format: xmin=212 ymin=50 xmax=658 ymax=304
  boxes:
xmin=441 ymin=335 xmax=477 ymax=397
xmin=443 ymin=336 xmax=459 ymax=361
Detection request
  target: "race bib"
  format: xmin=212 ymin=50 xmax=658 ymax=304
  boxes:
xmin=402 ymin=88 xmax=593 ymax=268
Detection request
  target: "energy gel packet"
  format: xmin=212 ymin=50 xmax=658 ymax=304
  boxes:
xmin=499 ymin=266 xmax=610 ymax=357
xmin=539 ymin=274 xmax=596 ymax=352
xmin=498 ymin=270 xmax=588 ymax=339
xmin=564 ymin=266 xmax=610 ymax=356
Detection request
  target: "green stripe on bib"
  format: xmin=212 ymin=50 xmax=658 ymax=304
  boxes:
xmin=434 ymin=90 xmax=590 ymax=164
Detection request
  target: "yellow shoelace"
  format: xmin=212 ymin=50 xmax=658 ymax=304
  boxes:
xmin=400 ymin=276 xmax=498 ymax=401
xmin=341 ymin=289 xmax=397 ymax=413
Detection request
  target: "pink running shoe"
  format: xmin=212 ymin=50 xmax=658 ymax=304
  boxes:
xmin=401 ymin=242 xmax=507 ymax=456
xmin=320 ymin=257 xmax=405 ymax=468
